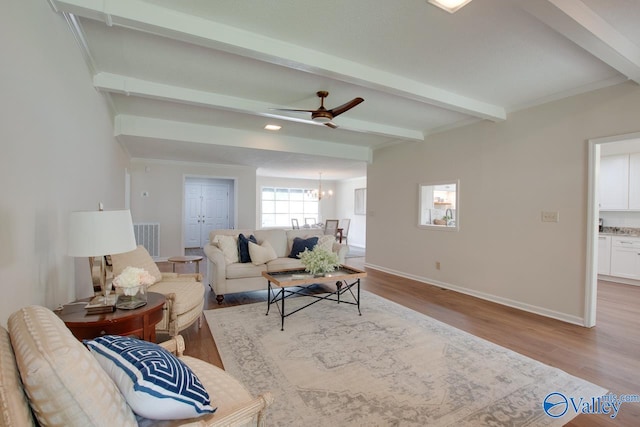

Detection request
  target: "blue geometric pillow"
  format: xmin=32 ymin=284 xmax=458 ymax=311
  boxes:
xmin=84 ymin=335 xmax=216 ymax=420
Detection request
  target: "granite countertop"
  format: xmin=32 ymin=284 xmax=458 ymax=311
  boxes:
xmin=600 ymin=227 xmax=640 ymax=237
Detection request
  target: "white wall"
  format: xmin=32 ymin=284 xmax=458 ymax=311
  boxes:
xmin=0 ymin=0 xmax=129 ymax=324
xmin=129 ymin=160 xmax=257 ymax=257
xmin=367 ymin=81 xmax=640 ymax=324
xmin=336 ymin=177 xmax=367 ymax=248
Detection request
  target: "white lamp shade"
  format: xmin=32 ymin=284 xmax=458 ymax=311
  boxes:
xmin=68 ymin=210 xmax=137 ymax=257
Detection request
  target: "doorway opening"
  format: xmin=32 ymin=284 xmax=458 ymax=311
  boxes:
xmin=183 ymin=176 xmax=235 ymax=250
xmin=587 ymin=131 xmax=640 ymax=327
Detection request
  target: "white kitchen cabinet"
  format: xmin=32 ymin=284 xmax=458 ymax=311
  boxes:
xmin=598 ymin=235 xmax=611 ymax=275
xmin=599 ymin=154 xmax=629 ymax=210
xmin=628 ymin=153 xmax=640 ymax=209
xmin=610 ymin=236 xmax=640 ymax=279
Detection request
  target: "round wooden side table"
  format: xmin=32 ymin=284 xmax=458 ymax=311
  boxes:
xmin=168 ymin=255 xmax=203 ymax=273
xmin=55 ymin=292 xmax=166 ymax=342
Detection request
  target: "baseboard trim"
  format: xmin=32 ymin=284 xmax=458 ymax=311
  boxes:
xmin=364 ymin=262 xmax=586 ymax=327
xmin=598 ymin=274 xmax=640 ymax=287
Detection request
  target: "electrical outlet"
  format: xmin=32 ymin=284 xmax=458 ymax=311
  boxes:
xmin=541 ymin=211 xmax=559 ymax=222
xmin=436 ymin=261 xmax=441 ymax=270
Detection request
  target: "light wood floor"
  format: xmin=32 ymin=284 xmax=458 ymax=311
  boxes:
xmin=159 ymin=257 xmax=640 ymax=426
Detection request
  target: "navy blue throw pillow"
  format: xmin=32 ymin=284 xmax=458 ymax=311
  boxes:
xmin=238 ymin=234 xmax=257 ymax=263
xmin=289 ymin=236 xmax=319 ymax=258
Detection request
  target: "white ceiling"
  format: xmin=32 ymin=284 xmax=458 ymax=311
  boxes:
xmin=48 ymin=0 xmax=640 ymax=180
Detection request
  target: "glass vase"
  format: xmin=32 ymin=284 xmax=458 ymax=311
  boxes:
xmin=116 ymin=284 xmax=148 ymax=310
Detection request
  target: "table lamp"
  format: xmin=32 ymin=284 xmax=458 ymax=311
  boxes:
xmin=68 ymin=207 xmax=137 ymax=298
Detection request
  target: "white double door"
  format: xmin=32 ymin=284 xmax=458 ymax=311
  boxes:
xmin=184 ymin=182 xmax=229 ymax=248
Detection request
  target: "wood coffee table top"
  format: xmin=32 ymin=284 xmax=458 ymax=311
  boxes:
xmin=262 ymin=265 xmax=366 ymax=287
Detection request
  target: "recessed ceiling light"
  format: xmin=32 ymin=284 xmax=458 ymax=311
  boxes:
xmin=264 ymin=124 xmax=281 ymax=131
xmin=427 ymin=0 xmax=473 ymax=13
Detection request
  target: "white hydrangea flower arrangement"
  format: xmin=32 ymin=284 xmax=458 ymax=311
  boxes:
xmin=112 ymin=266 xmax=155 ymax=296
xmin=298 ymin=247 xmax=340 ymax=276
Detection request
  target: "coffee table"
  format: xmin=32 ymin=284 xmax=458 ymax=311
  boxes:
xmin=262 ymin=265 xmax=367 ymax=330
xmin=55 ymin=292 xmax=166 ymax=342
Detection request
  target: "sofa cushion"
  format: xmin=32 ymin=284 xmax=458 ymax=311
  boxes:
xmin=85 ymin=335 xmax=215 ymax=420
xmin=254 ymin=229 xmax=288 ymax=258
xmin=266 ymin=257 xmax=305 ymax=271
xmin=316 ymin=235 xmax=335 ymax=252
xmin=286 ymin=228 xmax=323 ymax=254
xmin=8 ymin=306 xmax=137 ymax=426
xmin=213 ymin=235 xmax=239 ymax=264
xmin=226 ymin=262 xmax=267 ymax=279
xmin=111 ymin=245 xmax=162 ymax=284
xmin=237 ymin=234 xmax=257 ymax=263
xmin=249 ymin=241 xmax=278 ymax=265
xmin=149 ymin=280 xmax=205 ymax=314
xmin=0 ymin=327 xmax=35 ymax=427
xmin=160 ymin=356 xmax=254 ymax=425
xmin=289 ymin=236 xmax=319 ymax=258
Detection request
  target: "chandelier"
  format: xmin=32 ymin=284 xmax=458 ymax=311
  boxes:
xmin=306 ymin=172 xmax=333 ymax=201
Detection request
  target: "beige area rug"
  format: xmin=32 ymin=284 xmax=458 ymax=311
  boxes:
xmin=205 ymin=291 xmax=606 ymax=426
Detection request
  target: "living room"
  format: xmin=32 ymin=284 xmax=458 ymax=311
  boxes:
xmin=3 ymin=0 xmax=640 ymax=425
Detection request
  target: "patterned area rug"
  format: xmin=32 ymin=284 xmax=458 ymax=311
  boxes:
xmin=205 ymin=291 xmax=606 ymax=426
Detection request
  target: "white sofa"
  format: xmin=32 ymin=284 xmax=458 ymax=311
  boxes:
xmin=204 ymin=228 xmax=348 ymax=303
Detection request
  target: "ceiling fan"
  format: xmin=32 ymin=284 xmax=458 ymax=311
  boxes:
xmin=276 ymin=91 xmax=364 ymax=128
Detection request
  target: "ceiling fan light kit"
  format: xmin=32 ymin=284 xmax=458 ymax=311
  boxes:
xmin=428 ymin=0 xmax=473 ymax=13
xmin=312 ymin=114 xmax=332 ymax=124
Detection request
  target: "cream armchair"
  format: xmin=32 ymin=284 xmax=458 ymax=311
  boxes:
xmin=109 ymin=245 xmax=206 ymax=336
xmin=1 ymin=305 xmax=273 ymax=426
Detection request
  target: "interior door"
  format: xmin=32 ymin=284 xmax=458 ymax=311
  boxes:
xmin=184 ymin=183 xmax=202 ymax=248
xmin=201 ymin=184 xmax=229 ymax=245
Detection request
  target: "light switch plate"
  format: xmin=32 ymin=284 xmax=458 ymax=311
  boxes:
xmin=541 ymin=211 xmax=559 ymax=222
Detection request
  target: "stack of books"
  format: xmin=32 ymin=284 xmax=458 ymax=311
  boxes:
xmin=85 ymin=295 xmax=117 ymax=314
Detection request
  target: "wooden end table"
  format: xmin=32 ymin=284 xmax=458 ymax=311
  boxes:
xmin=168 ymin=255 xmax=203 ymax=273
xmin=56 ymin=292 xmax=166 ymax=342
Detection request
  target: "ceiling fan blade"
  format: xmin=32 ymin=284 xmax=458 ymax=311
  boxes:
xmin=325 ymin=122 xmax=338 ymax=129
xmin=271 ymin=108 xmax=318 ymax=113
xmin=329 ymin=97 xmax=364 ymax=117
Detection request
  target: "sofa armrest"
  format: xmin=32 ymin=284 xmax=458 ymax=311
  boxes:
xmin=204 ymin=244 xmax=227 ymax=287
xmin=206 ymin=393 xmax=274 ymax=427
xmin=332 ymin=242 xmax=348 ymax=264
xmin=158 ymin=334 xmax=185 ymax=357
xmin=172 ymin=389 xmax=273 ymax=427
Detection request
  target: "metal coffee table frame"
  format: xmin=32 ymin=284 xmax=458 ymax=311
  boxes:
xmin=263 ymin=266 xmax=367 ymax=331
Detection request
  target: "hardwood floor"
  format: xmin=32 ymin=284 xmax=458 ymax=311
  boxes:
xmin=159 ymin=258 xmax=640 ymax=426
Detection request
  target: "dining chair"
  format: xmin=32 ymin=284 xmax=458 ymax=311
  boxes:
xmin=291 ymin=218 xmax=300 ymax=229
xmin=338 ymin=218 xmax=351 ymax=244
xmin=324 ymin=219 xmax=339 ymax=237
